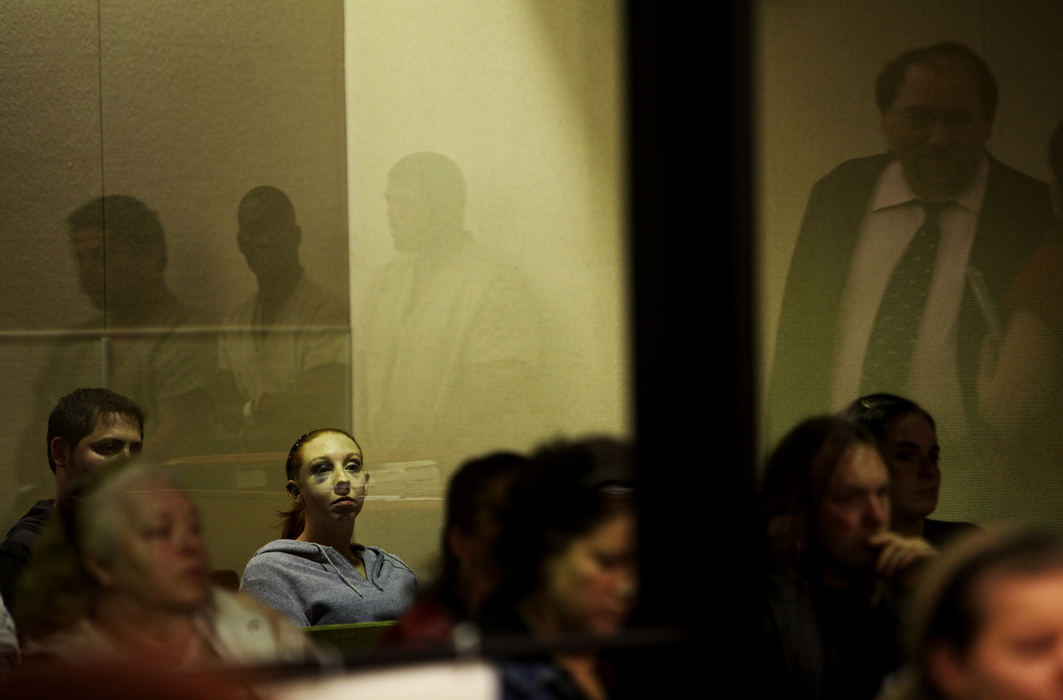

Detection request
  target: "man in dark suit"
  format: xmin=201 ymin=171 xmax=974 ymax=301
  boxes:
xmin=769 ymin=42 xmax=1053 ymax=447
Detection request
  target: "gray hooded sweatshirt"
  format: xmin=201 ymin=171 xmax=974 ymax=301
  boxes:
xmin=240 ymin=540 xmax=418 ymax=627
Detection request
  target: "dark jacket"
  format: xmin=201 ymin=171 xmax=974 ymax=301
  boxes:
xmin=768 ymin=153 xmax=1052 ymax=441
xmin=0 ymin=499 xmax=54 ymax=608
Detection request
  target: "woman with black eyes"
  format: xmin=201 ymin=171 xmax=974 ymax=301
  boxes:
xmin=239 ymin=428 xmax=418 ymax=626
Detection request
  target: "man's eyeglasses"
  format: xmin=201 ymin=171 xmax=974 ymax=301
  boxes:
xmin=893 ymin=108 xmax=980 ymax=131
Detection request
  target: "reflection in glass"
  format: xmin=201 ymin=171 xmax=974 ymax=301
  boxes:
xmin=21 ymin=196 xmax=214 ymax=467
xmin=357 ymin=152 xmax=542 ymax=453
xmin=214 ymin=186 xmax=351 ymax=454
xmin=759 ymin=5 xmax=1063 ymax=530
xmin=0 ymin=2 xmax=626 ymax=604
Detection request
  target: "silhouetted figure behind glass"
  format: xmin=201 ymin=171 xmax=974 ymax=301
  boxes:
xmin=358 ymin=152 xmax=541 ymax=451
xmin=213 ymin=186 xmax=350 ymax=453
xmin=768 ymin=42 xmax=1053 ymax=459
xmin=17 ymin=196 xmax=212 ymax=486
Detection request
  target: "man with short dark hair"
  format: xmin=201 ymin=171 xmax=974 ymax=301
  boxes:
xmin=769 ymin=42 xmax=1053 ymax=450
xmin=0 ymin=388 xmax=144 ymax=606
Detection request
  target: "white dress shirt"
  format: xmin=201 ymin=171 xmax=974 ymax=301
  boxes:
xmin=831 ymin=156 xmax=989 ymax=431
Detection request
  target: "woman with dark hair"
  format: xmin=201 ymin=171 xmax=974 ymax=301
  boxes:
xmin=760 ymin=416 xmax=935 ymax=700
xmin=239 ymin=428 xmax=417 ymax=626
xmin=840 ymin=393 xmax=979 ymax=547
xmin=883 ymin=528 xmax=1063 ymax=700
xmin=383 ymin=451 xmax=528 ymax=647
xmin=481 ymin=436 xmax=636 ymax=700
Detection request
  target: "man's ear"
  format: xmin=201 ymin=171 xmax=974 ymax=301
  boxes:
xmin=926 ymin=643 xmax=969 ymax=699
xmin=82 ymin=554 xmax=114 ymax=588
xmin=50 ymin=437 xmax=70 ymax=471
xmin=286 ymin=480 xmax=301 ymax=502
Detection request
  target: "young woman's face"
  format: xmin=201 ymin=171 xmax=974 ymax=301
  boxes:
xmin=881 ymin=413 xmax=940 ymax=522
xmin=291 ymin=432 xmax=368 ymax=528
xmin=90 ymin=477 xmax=210 ymax=613
xmin=935 ymin=569 xmax=1063 ymax=700
xmin=541 ymin=510 xmax=637 ymax=636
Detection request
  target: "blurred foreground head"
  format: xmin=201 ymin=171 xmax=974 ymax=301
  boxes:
xmin=17 ymin=458 xmax=208 ymax=639
xmin=761 ymin=416 xmax=890 ymax=582
xmin=439 ymin=451 xmax=528 ymax=616
xmin=15 ymin=458 xmax=323 ymax=680
xmin=903 ymin=528 xmax=1063 ymax=700
xmin=491 ymin=436 xmax=636 ymax=636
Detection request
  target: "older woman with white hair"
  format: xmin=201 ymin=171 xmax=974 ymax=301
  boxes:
xmin=14 ymin=457 xmax=320 ymax=670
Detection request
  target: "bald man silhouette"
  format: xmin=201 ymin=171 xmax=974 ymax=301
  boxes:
xmin=358 ymin=153 xmax=541 ymax=452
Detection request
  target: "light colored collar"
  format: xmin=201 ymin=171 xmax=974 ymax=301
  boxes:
xmin=870 ymin=154 xmax=989 ymax=213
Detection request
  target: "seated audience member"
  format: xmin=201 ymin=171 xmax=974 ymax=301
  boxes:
xmin=240 ymin=428 xmax=418 ymax=626
xmin=0 ymin=388 xmax=144 ymax=609
xmin=479 ymin=437 xmax=637 ymax=700
xmin=13 ymin=458 xmax=319 ymax=670
xmin=881 ymin=528 xmax=1063 ymax=700
xmin=841 ymin=394 xmax=979 ymax=547
xmin=759 ymin=417 xmax=936 ymax=700
xmin=383 ymin=451 xmax=528 ymax=647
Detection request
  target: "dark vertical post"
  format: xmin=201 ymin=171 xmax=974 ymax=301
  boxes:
xmin=627 ymin=0 xmax=759 ymax=682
